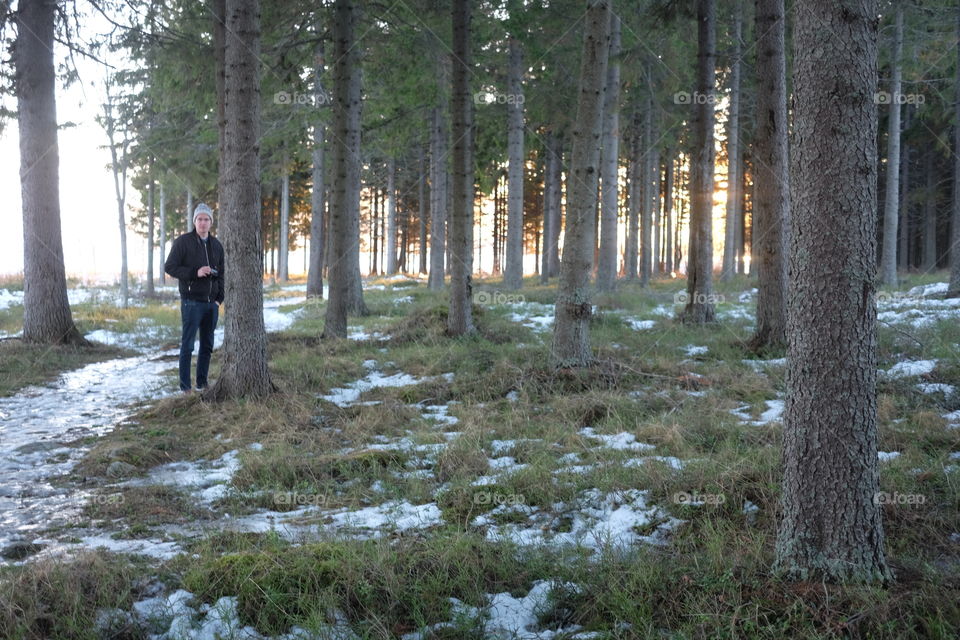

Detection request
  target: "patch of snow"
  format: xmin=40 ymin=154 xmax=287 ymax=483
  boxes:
xmin=878 ymin=451 xmax=901 ymax=462
xmin=917 ymin=383 xmax=955 ymax=396
xmin=579 ymin=427 xmax=655 ymax=452
xmin=320 ymin=370 xmax=451 ymax=407
xmin=682 ymin=345 xmax=709 ymax=356
xmin=741 ymin=358 xmax=787 ymax=373
xmin=0 ymin=289 xmax=24 ymax=310
xmin=885 ymin=360 xmax=937 ymax=380
xmin=624 ymin=318 xmax=656 ymax=331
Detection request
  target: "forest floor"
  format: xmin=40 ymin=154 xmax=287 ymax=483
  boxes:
xmin=0 ymin=272 xmax=958 ymax=639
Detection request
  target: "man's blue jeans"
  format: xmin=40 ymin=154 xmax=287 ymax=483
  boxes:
xmin=179 ymin=299 xmax=219 ymax=391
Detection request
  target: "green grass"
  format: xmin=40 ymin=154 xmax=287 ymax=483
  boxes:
xmin=2 ymin=274 xmax=959 ymax=638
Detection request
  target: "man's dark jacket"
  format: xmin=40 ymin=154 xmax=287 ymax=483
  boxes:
xmin=164 ymin=231 xmax=225 ymax=303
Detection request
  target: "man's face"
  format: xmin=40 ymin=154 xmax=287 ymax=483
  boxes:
xmin=195 ymin=214 xmax=212 ymax=233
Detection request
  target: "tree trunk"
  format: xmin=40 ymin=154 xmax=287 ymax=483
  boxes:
xmin=504 ymin=37 xmax=525 ymax=290
xmin=951 ymin=3 xmax=960 ymax=292
xmin=386 ymin=156 xmax=398 ymax=274
xmin=751 ymin=0 xmax=789 ymax=350
xmin=540 ymin=132 xmax=555 ymax=283
xmin=722 ymin=0 xmax=743 ymax=282
xmin=146 ymin=173 xmax=155 ymax=297
xmin=641 ymin=96 xmax=654 ymax=287
xmin=664 ymin=146 xmax=674 ymax=275
xmin=103 ymin=88 xmax=129 ymax=308
xmin=547 ymin=133 xmax=563 ymax=278
xmin=429 ymin=105 xmax=448 ymax=290
xmin=15 ymin=0 xmax=84 ymax=345
xmin=653 ymin=159 xmax=661 ymax=274
xmin=552 ymin=0 xmax=610 ymax=368
xmin=209 ymin=0 xmax=274 ymax=399
xmin=922 ymin=147 xmax=937 ymax=271
xmin=880 ymin=4 xmax=903 ymax=286
xmin=625 ymin=110 xmax=640 ymax=280
xmin=448 ymin=0 xmax=474 ymax=335
xmin=681 ymin=0 xmax=717 ymax=324
xmin=898 ymin=105 xmax=912 ymax=270
xmin=419 ymin=145 xmax=429 ymax=275
xmin=775 ymin=0 xmax=889 ymax=583
xmin=159 ymin=179 xmax=167 ymax=285
xmin=279 ymin=153 xmax=290 ymax=281
xmin=596 ymin=14 xmax=621 ymax=292
xmin=307 ymin=124 xmax=326 ymax=297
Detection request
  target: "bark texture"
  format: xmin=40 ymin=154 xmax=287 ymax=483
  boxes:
xmin=551 ymin=0 xmax=610 ymax=368
xmin=775 ymin=0 xmax=890 ymax=583
xmin=880 ymin=4 xmax=903 ymax=286
xmin=504 ymin=37 xmax=525 ymax=290
xmin=15 ymin=0 xmax=85 ymax=345
xmin=596 ymin=14 xmax=620 ymax=292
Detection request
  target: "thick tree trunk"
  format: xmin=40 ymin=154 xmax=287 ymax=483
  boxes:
xmin=386 ymin=156 xmax=398 ymax=274
xmin=147 ymin=175 xmax=155 ymax=297
xmin=775 ymin=0 xmax=889 ymax=583
xmin=722 ymin=0 xmax=743 ymax=282
xmin=922 ymin=147 xmax=937 ymax=271
xmin=448 ymin=0 xmax=474 ymax=335
xmin=552 ymin=0 xmax=610 ymax=368
xmin=750 ymin=0 xmax=789 ymax=350
xmin=209 ymin=0 xmax=274 ymax=399
xmin=880 ymin=4 xmax=904 ymax=285
xmin=504 ymin=37 xmax=525 ymax=290
xmin=596 ymin=14 xmax=621 ymax=292
xmin=653 ymin=159 xmax=661 ymax=274
xmin=15 ymin=0 xmax=84 ymax=345
xmin=429 ymin=105 xmax=448 ymax=290
xmin=681 ymin=0 xmax=717 ymax=324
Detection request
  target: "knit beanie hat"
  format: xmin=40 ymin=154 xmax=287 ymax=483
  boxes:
xmin=193 ymin=202 xmax=214 ymax=223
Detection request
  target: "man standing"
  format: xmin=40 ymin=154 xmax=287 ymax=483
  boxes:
xmin=165 ymin=203 xmax=225 ymax=392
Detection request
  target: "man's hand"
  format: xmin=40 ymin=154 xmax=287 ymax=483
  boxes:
xmin=197 ymin=266 xmax=213 ymax=278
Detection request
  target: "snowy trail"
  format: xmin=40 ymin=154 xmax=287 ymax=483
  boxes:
xmin=0 ymin=293 xmax=307 ymax=561
xmin=0 ymin=354 xmax=173 ymax=557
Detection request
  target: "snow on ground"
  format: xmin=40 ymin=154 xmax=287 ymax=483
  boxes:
xmin=479 ymin=488 xmax=683 ymax=553
xmin=0 ymin=289 xmax=23 ymax=310
xmin=624 ymin=318 xmax=657 ymax=331
xmin=578 ymin=427 xmax=655 ymax=452
xmin=885 ymin=360 xmax=937 ymax=380
xmin=741 ymin=358 xmax=787 ymax=373
xmin=0 ymin=355 xmax=173 ymax=560
xmin=730 ymin=399 xmax=784 ymax=426
xmin=917 ymin=383 xmax=956 ymax=396
xmin=878 ymin=451 xmax=901 ymax=462
xmin=320 ymin=370 xmax=454 ymax=407
xmin=877 ymin=282 xmax=960 ymax=328
xmin=682 ymin=345 xmax=709 ymax=357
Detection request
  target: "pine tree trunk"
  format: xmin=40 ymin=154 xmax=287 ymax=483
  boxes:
xmin=147 ymin=174 xmax=155 ymax=297
xmin=898 ymin=105 xmax=912 ymax=270
xmin=325 ymin=0 xmax=360 ymax=336
xmin=664 ymin=146 xmax=674 ymax=275
xmin=159 ymin=180 xmax=167 ymax=285
xmin=504 ymin=37 xmax=525 ymax=290
xmin=552 ymin=0 xmax=610 ymax=368
xmin=186 ymin=190 xmax=194 ymax=233
xmin=279 ymin=154 xmax=290 ymax=281
xmin=209 ymin=0 xmax=274 ymax=399
xmin=922 ymin=147 xmax=937 ymax=271
xmin=541 ymin=132 xmax=555 ymax=283
xmin=419 ymin=146 xmax=429 ymax=275
xmin=429 ymin=105 xmax=448 ymax=290
xmin=307 ymin=124 xmax=326 ymax=298
xmin=596 ymin=14 xmax=621 ymax=292
xmin=641 ymin=97 xmax=654 ymax=287
xmin=880 ymin=4 xmax=903 ymax=286
xmin=386 ymin=156 xmax=398 ymax=274
xmin=625 ymin=110 xmax=640 ymax=280
xmin=722 ymin=0 xmax=743 ymax=282
xmin=15 ymin=0 xmax=84 ymax=345
xmin=751 ymin=0 xmax=789 ymax=350
xmin=448 ymin=0 xmax=474 ymax=335
xmin=681 ymin=0 xmax=717 ymax=324
xmin=775 ymin=0 xmax=889 ymax=583
xmin=653 ymin=159 xmax=661 ymax=275
xmin=546 ymin=131 xmax=563 ymax=278
xmin=951 ymin=4 xmax=960 ymax=292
